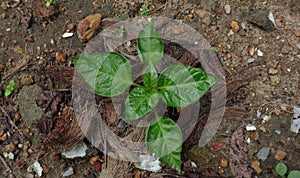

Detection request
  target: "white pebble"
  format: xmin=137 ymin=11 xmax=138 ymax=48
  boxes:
xmin=62 ymin=32 xmax=74 ymax=38
xmin=287 ymin=68 xmax=291 ymax=72
xmin=224 ymin=5 xmax=231 ymax=14
xmin=8 ymin=152 xmax=14 ymax=160
xmin=246 ymin=124 xmax=257 ymax=131
xmin=257 ymin=50 xmax=263 ymax=57
xmin=63 ymin=167 xmax=74 ymax=177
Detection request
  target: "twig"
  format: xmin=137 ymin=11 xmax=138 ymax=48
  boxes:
xmin=0 ymin=154 xmax=15 ymax=178
xmin=0 ymin=106 xmax=24 ymax=139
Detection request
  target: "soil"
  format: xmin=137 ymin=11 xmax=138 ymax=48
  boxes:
xmin=0 ymin=0 xmax=300 ymax=178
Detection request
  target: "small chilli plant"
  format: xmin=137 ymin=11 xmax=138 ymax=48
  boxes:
xmin=73 ymin=19 xmax=219 ymax=173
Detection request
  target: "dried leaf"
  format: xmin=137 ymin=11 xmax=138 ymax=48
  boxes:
xmin=37 ymin=116 xmax=53 ymax=134
xmin=30 ymin=0 xmax=58 ymax=19
xmin=229 ymin=125 xmax=253 ymax=178
xmin=36 ymin=91 xmax=62 ymax=114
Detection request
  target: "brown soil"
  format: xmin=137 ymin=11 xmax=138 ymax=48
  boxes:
xmin=0 ymin=0 xmax=299 ymax=177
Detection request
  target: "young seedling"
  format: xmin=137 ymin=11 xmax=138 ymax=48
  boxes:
xmin=73 ymin=19 xmax=219 ymax=173
xmin=4 ymin=80 xmax=17 ymax=97
xmin=44 ymin=0 xmax=55 ymax=7
xmin=276 ymin=162 xmax=300 ymax=178
xmin=140 ymin=5 xmax=150 ymax=16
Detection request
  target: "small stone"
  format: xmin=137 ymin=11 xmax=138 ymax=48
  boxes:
xmin=248 ymin=46 xmax=255 ymax=56
xmin=61 ymin=142 xmax=87 ymax=158
xmin=251 ymin=161 xmax=262 ymax=174
xmin=270 ymin=75 xmax=280 ymax=85
xmin=1 ymin=2 xmax=8 ymax=10
xmin=257 ymin=50 xmax=263 ymax=57
xmin=63 ymin=167 xmax=74 ymax=177
xmin=172 ymin=27 xmax=180 ymax=34
xmin=8 ymin=152 xmax=14 ymax=160
xmin=269 ymin=61 xmax=278 ymax=69
xmin=62 ymin=32 xmax=74 ymax=38
xmin=241 ymin=22 xmax=248 ymax=30
xmin=268 ymin=68 xmax=279 ymax=75
xmin=224 ymin=5 xmax=231 ymax=14
xmin=289 ymin=56 xmax=294 ymax=62
xmin=247 ymin=10 xmax=277 ymax=31
xmin=274 ymin=130 xmax=281 ymax=135
xmin=0 ymin=133 xmax=7 ymax=141
xmin=294 ymin=30 xmax=300 ymax=37
xmin=90 ymin=155 xmax=100 ymax=165
xmin=275 ymin=150 xmax=286 ymax=161
xmin=247 ymin=58 xmax=255 ymax=63
xmin=256 ymin=147 xmax=270 ymax=161
xmin=55 ymin=51 xmax=66 ymax=63
xmin=27 ymin=161 xmax=43 ymax=177
xmin=220 ymin=157 xmax=228 ymax=167
xmin=77 ymin=14 xmax=102 ymax=42
xmin=281 ymin=44 xmax=290 ymax=54
xmin=296 ymin=44 xmax=300 ymax=50
xmin=246 ymin=124 xmax=256 ymax=131
xmin=251 ymin=131 xmax=259 ymax=140
xmin=20 ymin=75 xmax=34 ymax=85
xmin=287 ymin=68 xmax=291 ymax=72
xmin=231 ymin=21 xmax=240 ymax=32
xmin=274 ymin=108 xmax=281 ymax=115
xmin=262 ymin=115 xmax=271 ymax=123
xmin=259 ymin=126 xmax=267 ymax=133
xmin=226 ymin=53 xmax=232 ymax=60
xmin=67 ymin=23 xmax=75 ymax=30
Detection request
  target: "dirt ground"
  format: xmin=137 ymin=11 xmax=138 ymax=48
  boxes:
xmin=0 ymin=0 xmax=299 ymax=177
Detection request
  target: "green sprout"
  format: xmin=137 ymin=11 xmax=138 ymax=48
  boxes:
xmin=73 ymin=19 xmax=219 ymax=173
xmin=276 ymin=162 xmax=300 ymax=178
xmin=4 ymin=80 xmax=17 ymax=97
xmin=44 ymin=0 xmax=56 ymax=7
xmin=140 ymin=5 xmax=150 ymax=16
xmin=119 ymin=25 xmax=125 ymax=38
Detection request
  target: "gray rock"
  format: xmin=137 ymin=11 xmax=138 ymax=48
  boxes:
xmin=246 ymin=9 xmax=277 ymax=31
xmin=224 ymin=5 xmax=231 ymax=14
xmin=247 ymin=58 xmax=256 ymax=63
xmin=268 ymin=68 xmax=279 ymax=75
xmin=256 ymin=147 xmax=271 ymax=161
xmin=63 ymin=167 xmax=74 ymax=177
xmin=61 ymin=142 xmax=88 ymax=158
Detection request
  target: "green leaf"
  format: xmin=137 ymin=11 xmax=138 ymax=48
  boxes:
xmin=125 ymin=86 xmax=159 ymax=121
xmin=137 ymin=19 xmax=164 ymax=65
xmin=142 ymin=64 xmax=158 ymax=88
xmin=145 ymin=116 xmax=182 ymax=172
xmin=74 ymin=52 xmax=133 ymax=97
xmin=159 ymin=148 xmax=181 ymax=173
xmin=288 ymin=170 xmax=300 ymax=178
xmin=158 ymin=64 xmax=219 ymax=108
xmin=276 ymin=163 xmax=288 ymax=177
xmin=4 ymin=90 xmax=12 ymax=97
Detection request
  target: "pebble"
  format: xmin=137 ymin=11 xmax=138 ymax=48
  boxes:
xmin=55 ymin=51 xmax=67 ymax=63
xmin=0 ymin=133 xmax=7 ymax=141
xmin=256 ymin=147 xmax=270 ymax=161
xmin=257 ymin=49 xmax=263 ymax=57
xmin=219 ymin=157 xmax=228 ymax=167
xmin=269 ymin=61 xmax=278 ymax=69
xmin=281 ymin=44 xmax=290 ymax=54
xmin=241 ymin=22 xmax=248 ymax=30
xmin=248 ymin=46 xmax=255 ymax=56
xmin=246 ymin=124 xmax=257 ymax=131
xmin=251 ymin=161 xmax=262 ymax=174
xmin=289 ymin=56 xmax=294 ymax=62
xmin=268 ymin=68 xmax=279 ymax=75
xmin=27 ymin=161 xmax=43 ymax=177
xmin=62 ymin=32 xmax=74 ymax=38
xmin=61 ymin=142 xmax=87 ymax=158
xmin=8 ymin=152 xmax=14 ymax=160
xmin=274 ymin=130 xmax=281 ymax=135
xmin=294 ymin=30 xmax=300 ymax=37
xmin=90 ymin=155 xmax=100 ymax=164
xmin=270 ymin=75 xmax=280 ymax=85
xmin=262 ymin=115 xmax=271 ymax=123
xmin=63 ymin=167 xmax=74 ymax=177
xmin=247 ymin=58 xmax=255 ymax=63
xmin=224 ymin=5 xmax=231 ymax=14
xmin=296 ymin=44 xmax=300 ymax=50
xmin=275 ymin=150 xmax=286 ymax=161
xmin=231 ymin=21 xmax=240 ymax=32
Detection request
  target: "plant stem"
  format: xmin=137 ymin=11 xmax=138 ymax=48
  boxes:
xmin=132 ymin=82 xmax=141 ymax=87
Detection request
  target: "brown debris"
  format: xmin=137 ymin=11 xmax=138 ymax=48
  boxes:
xmin=77 ymin=14 xmax=102 ymax=42
xmin=251 ymin=161 xmax=262 ymax=174
xmin=229 ymin=125 xmax=253 ymax=178
xmin=30 ymin=0 xmax=58 ymax=19
xmin=36 ymin=91 xmax=62 ymax=114
xmin=20 ymin=9 xmax=32 ymax=29
xmin=275 ymin=150 xmax=286 ymax=161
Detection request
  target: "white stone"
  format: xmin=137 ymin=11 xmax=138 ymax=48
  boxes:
xmin=62 ymin=32 xmax=74 ymax=38
xmin=262 ymin=115 xmax=271 ymax=123
xmin=27 ymin=161 xmax=43 ymax=177
xmin=257 ymin=50 xmax=263 ymax=57
xmin=134 ymin=153 xmax=161 ymax=172
xmin=224 ymin=5 xmax=231 ymax=14
xmin=63 ymin=167 xmax=74 ymax=177
xmin=8 ymin=152 xmax=14 ymax=160
xmin=61 ymin=142 xmax=87 ymax=159
xmin=246 ymin=124 xmax=256 ymax=131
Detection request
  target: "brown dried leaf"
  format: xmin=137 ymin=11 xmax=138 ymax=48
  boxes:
xmin=37 ymin=116 xmax=53 ymax=134
xmin=36 ymin=91 xmax=62 ymax=114
xmin=38 ymin=106 xmax=84 ymax=153
xmin=77 ymin=14 xmax=102 ymax=42
xmin=229 ymin=125 xmax=253 ymax=178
